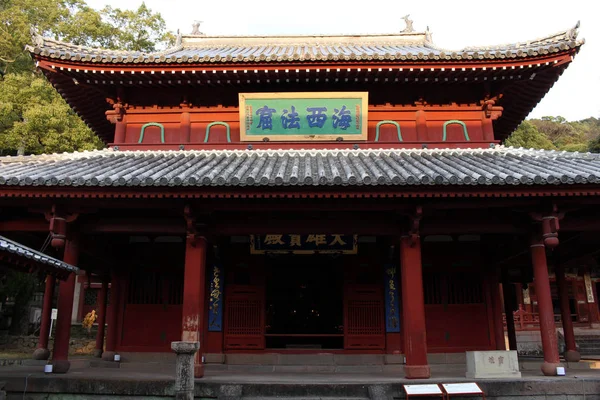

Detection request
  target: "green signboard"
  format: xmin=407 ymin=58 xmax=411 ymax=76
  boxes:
xmin=239 ymin=92 xmax=368 ymax=141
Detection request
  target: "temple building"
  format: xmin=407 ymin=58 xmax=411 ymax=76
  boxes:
xmin=0 ymin=20 xmax=599 ymax=378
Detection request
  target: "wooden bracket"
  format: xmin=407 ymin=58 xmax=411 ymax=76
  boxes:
xmin=44 ymin=205 xmax=79 ymax=249
xmin=407 ymin=205 xmax=423 ymax=246
xmin=530 ymin=203 xmax=563 ymax=248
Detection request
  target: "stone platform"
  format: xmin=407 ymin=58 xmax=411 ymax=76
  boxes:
xmin=1 ymin=362 xmax=600 ymax=399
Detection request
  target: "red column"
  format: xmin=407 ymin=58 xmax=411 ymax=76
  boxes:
xmin=51 ymin=237 xmax=79 ymax=373
xmin=502 ymin=279 xmax=518 ymax=351
xmin=102 ymin=269 xmax=121 ymax=361
xmin=490 ymin=271 xmax=506 ymax=350
xmin=556 ymin=263 xmax=580 ymax=362
xmin=94 ymin=276 xmax=109 ymax=358
xmin=530 ymin=236 xmax=560 ymax=376
xmin=400 ymin=235 xmax=430 ymax=379
xmin=182 ymin=235 xmax=207 ymax=378
xmin=33 ymin=275 xmax=55 ymax=360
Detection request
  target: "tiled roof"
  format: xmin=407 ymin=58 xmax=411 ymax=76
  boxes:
xmin=27 ymin=23 xmax=583 ymax=65
xmin=0 ymin=236 xmax=77 ymax=274
xmin=0 ymin=147 xmax=599 ymax=188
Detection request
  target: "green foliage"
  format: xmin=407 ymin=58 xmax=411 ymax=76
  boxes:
xmin=505 ymin=117 xmax=600 ymax=153
xmin=504 ymin=121 xmax=556 ymax=150
xmin=0 ymin=0 xmax=174 ymax=155
xmin=0 ymin=73 xmax=103 ymax=154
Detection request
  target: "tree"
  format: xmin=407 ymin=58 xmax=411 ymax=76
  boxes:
xmin=504 ymin=121 xmax=556 ymax=150
xmin=0 ymin=0 xmax=175 ymax=155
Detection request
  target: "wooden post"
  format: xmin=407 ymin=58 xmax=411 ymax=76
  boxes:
xmin=102 ymin=269 xmax=121 ymax=361
xmin=51 ymin=237 xmax=79 ymax=373
xmin=530 ymin=236 xmax=560 ymax=376
xmin=490 ymin=270 xmax=506 ymax=350
xmin=94 ymin=276 xmax=109 ymax=358
xmin=556 ymin=263 xmax=580 ymax=362
xmin=182 ymin=235 xmax=207 ymax=378
xmin=400 ymin=235 xmax=430 ymax=379
xmin=32 ymin=275 xmax=55 ymax=360
xmin=501 ymin=277 xmax=518 ymax=351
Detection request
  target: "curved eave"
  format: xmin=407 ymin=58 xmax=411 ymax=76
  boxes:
xmin=34 ymin=47 xmax=580 ymax=142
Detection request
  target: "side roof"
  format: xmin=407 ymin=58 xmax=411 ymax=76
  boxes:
xmin=0 ymin=235 xmax=77 ymax=279
xmin=27 ymin=25 xmax=583 ymax=65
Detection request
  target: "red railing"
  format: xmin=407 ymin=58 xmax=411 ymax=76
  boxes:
xmin=503 ymin=306 xmax=579 ymax=331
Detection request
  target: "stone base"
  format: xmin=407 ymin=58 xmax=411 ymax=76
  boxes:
xmin=52 ymin=359 xmax=71 ymax=374
xmin=32 ymin=347 xmax=50 ymax=361
xmin=541 ymin=361 xmax=561 ymax=376
xmin=101 ymin=351 xmax=116 ymax=362
xmin=93 ymin=348 xmax=103 ymax=358
xmin=404 ymin=364 xmax=431 ymax=379
xmin=564 ymin=350 xmax=581 ymax=363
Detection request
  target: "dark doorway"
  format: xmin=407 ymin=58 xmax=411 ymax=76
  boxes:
xmin=265 ymin=255 xmax=344 ymax=349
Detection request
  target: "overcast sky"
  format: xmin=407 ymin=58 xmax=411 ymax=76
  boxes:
xmin=88 ymin=0 xmax=600 ymax=121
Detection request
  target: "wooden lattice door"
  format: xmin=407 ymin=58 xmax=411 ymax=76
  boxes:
xmin=224 ymin=285 xmax=265 ymax=350
xmin=344 ymin=284 xmax=385 ymax=349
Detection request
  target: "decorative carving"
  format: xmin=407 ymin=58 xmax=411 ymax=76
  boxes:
xmin=566 ymin=20 xmax=580 ymax=41
xmin=30 ymin=26 xmax=44 ymax=48
xmin=176 ymin=29 xmax=182 ymax=47
xmin=401 ymin=15 xmax=415 ymax=33
xmin=183 ymin=205 xmax=197 ymax=241
xmin=530 ymin=204 xmax=563 ymax=248
xmin=191 ymin=21 xmax=204 ymax=36
xmin=45 ymin=205 xmax=78 ymax=249
xmin=408 ymin=205 xmax=423 ymax=246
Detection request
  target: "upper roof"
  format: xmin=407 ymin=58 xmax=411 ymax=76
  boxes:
xmin=28 ymin=24 xmax=583 ymax=65
xmin=1 ymin=147 xmax=598 ymax=191
xmin=0 ymin=235 xmax=77 ymax=278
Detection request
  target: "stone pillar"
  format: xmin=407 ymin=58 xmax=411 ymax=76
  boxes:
xmin=490 ymin=270 xmax=506 ymax=350
xmin=171 ymin=341 xmax=200 ymax=400
xmin=502 ymin=279 xmax=518 ymax=351
xmin=182 ymin=235 xmax=207 ymax=378
xmin=102 ymin=269 xmax=122 ymax=361
xmin=400 ymin=235 xmax=430 ymax=379
xmin=51 ymin=237 xmax=79 ymax=373
xmin=33 ymin=275 xmax=55 ymax=360
xmin=556 ymin=263 xmax=580 ymax=362
xmin=530 ymin=236 xmax=560 ymax=376
xmin=94 ymin=276 xmax=109 ymax=358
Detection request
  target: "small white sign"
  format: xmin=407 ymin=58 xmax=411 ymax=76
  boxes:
xmin=51 ymin=308 xmax=58 ymax=319
xmin=442 ymin=383 xmax=483 ymax=394
xmin=403 ymin=384 xmax=443 ymax=395
xmin=556 ymin=366 xmax=566 ymax=376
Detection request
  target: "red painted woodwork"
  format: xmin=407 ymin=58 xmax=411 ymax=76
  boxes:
xmin=400 ymin=236 xmax=430 ymax=379
xmin=343 ymin=284 xmax=385 ymax=350
xmin=224 ymin=285 xmax=265 ymax=350
xmin=425 ymin=304 xmax=493 ymax=352
xmin=530 ymin=237 xmax=560 ymax=376
xmin=490 ymin=273 xmax=506 ymax=350
xmin=575 ymin=280 xmax=590 ymax=322
xmin=36 ymin=275 xmax=55 ymax=352
xmin=556 ymin=263 xmax=580 ymax=361
xmin=120 ymin=304 xmax=182 ymax=351
xmin=181 ymin=235 xmax=207 ymax=377
xmin=111 ymin=103 xmax=501 ymax=149
xmin=94 ymin=277 xmax=109 ymax=356
xmin=103 ymin=269 xmax=121 ymax=359
xmin=52 ymin=237 xmax=79 ymax=373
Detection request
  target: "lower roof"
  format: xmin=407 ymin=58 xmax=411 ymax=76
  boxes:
xmin=0 ymin=147 xmax=599 ymax=190
xmin=0 ymin=236 xmax=77 ymax=278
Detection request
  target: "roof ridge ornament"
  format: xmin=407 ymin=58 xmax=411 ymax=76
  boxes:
xmin=567 ymin=20 xmax=580 ymax=41
xmin=191 ymin=21 xmax=205 ymax=36
xmin=401 ymin=14 xmax=415 ymax=33
xmin=30 ymin=26 xmax=44 ymax=48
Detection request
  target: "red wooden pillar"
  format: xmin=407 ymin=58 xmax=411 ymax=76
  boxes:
xmin=102 ymin=269 xmax=122 ymax=361
xmin=33 ymin=275 xmax=55 ymax=360
xmin=490 ymin=270 xmax=506 ymax=350
xmin=530 ymin=236 xmax=560 ymax=376
xmin=400 ymin=235 xmax=430 ymax=379
xmin=182 ymin=235 xmax=207 ymax=378
xmin=94 ymin=276 xmax=109 ymax=358
xmin=556 ymin=263 xmax=580 ymax=362
xmin=51 ymin=237 xmax=79 ymax=373
xmin=502 ymin=279 xmax=518 ymax=351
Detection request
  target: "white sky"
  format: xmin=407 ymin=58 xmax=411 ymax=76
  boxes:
xmin=88 ymin=0 xmax=600 ymax=121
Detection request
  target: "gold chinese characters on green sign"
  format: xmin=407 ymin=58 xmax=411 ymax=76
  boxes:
xmin=239 ymin=92 xmax=368 ymax=141
xmin=250 ymin=234 xmax=357 ymax=254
